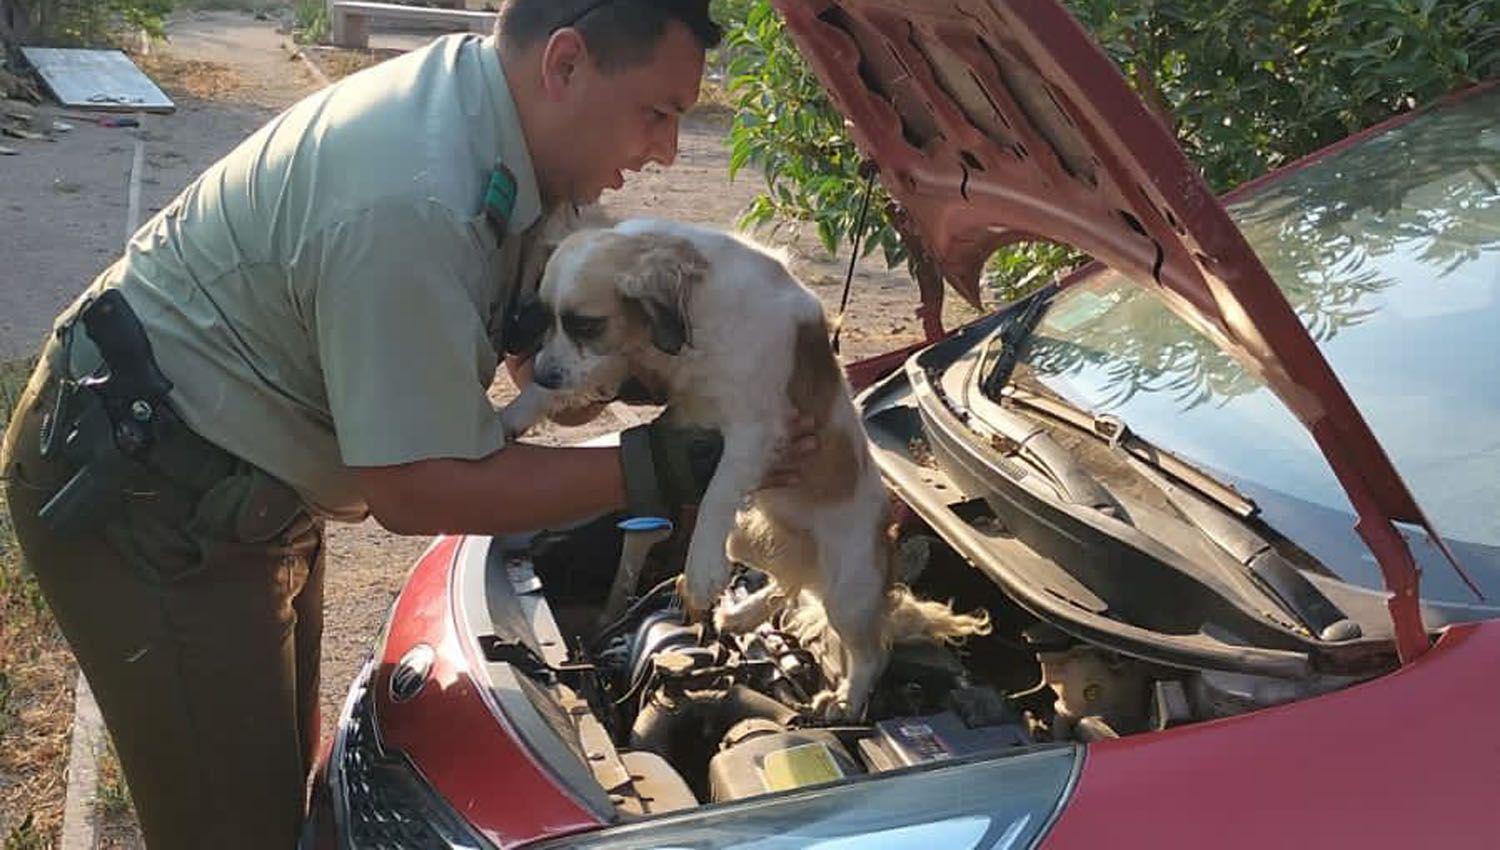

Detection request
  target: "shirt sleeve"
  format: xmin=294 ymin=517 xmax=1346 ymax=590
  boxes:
xmin=306 ymin=200 xmax=508 ymax=467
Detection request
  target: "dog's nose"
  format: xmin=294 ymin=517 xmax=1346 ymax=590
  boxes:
xmin=533 ymin=368 xmax=564 ymax=390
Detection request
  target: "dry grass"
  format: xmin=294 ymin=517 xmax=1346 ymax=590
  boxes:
xmin=302 ymin=46 xmax=400 ymax=82
xmin=133 ymin=53 xmax=244 ymax=101
xmin=0 ymin=357 xmax=74 ymax=850
xmin=96 ymin=740 xmax=131 ymax=818
xmin=95 ymin=738 xmax=144 ymax=847
xmin=0 ymin=69 xmax=42 ymax=103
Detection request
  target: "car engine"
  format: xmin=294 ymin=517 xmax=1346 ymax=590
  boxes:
xmin=516 ymin=514 xmax=1364 ymax=812
xmin=585 ymin=569 xmax=1035 ymax=804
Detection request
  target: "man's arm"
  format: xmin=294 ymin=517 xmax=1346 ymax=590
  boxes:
xmin=356 ymin=444 xmax=625 ymax=536
xmin=358 ymin=412 xmax=821 ymax=536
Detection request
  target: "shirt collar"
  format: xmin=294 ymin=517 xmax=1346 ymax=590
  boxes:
xmin=478 ymin=36 xmax=543 ymax=236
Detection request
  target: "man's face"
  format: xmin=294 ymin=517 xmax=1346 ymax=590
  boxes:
xmin=549 ymin=22 xmax=705 ymax=203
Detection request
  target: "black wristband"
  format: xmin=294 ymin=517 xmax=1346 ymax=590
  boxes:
xmin=620 ymin=423 xmax=668 ymax=518
xmin=619 ymin=419 xmax=724 ymax=518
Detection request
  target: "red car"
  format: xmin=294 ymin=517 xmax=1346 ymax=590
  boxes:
xmin=305 ymin=1 xmax=1500 ymax=847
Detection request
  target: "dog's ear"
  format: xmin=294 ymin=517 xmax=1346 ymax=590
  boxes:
xmin=615 ymin=233 xmax=708 ymax=355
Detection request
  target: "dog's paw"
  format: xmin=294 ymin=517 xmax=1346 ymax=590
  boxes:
xmin=714 ymin=602 xmax=756 ymax=635
xmin=672 ymin=573 xmax=717 ymax=624
xmin=498 ymin=406 xmax=533 ymax=443
xmin=681 ymin=556 xmax=732 ymax=622
xmin=809 ymin=690 xmax=852 ymax=721
xmin=499 ymin=385 xmax=557 ymax=443
xmin=673 ymin=574 xmax=704 ymax=622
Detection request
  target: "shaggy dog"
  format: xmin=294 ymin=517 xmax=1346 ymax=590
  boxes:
xmin=500 ymin=218 xmax=987 ymax=717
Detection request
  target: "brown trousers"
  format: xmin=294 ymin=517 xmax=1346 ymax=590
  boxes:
xmin=1 ymin=352 xmax=324 ymax=849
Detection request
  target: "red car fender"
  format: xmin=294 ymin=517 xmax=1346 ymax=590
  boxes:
xmin=1042 ymin=623 xmax=1500 ymax=849
xmin=373 ymin=536 xmax=604 ymax=848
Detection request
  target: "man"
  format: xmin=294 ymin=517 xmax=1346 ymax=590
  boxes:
xmin=0 ymin=2 xmax=812 ymax=846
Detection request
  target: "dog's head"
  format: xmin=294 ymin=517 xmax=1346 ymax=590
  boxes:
xmin=528 ymin=227 xmax=709 ymax=395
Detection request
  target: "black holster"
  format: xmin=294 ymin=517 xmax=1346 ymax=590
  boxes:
xmin=38 ymin=289 xmax=176 ymax=534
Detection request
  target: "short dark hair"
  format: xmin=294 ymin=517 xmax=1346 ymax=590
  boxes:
xmin=497 ymin=0 xmax=722 ymax=72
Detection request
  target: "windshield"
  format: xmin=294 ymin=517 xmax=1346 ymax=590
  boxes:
xmin=1012 ymin=86 xmax=1500 ymax=604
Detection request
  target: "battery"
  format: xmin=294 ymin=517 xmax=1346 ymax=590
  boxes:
xmin=858 ymin=711 xmax=1030 ymax=771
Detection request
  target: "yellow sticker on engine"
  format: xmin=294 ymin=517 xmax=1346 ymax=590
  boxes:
xmin=761 ymin=743 xmax=845 ymax=791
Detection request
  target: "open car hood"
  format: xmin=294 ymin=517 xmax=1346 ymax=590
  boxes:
xmin=772 ymin=0 xmax=1478 ymax=660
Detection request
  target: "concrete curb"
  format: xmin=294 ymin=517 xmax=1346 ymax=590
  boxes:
xmin=59 ymin=673 xmax=106 ymax=849
xmin=295 ymin=47 xmax=331 ymax=89
xmin=59 ymin=116 xmax=149 ymax=850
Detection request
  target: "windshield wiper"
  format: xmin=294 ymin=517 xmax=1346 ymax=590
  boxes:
xmin=979 ymin=288 xmax=1053 ymax=399
xmin=1000 ymin=384 xmax=1257 ymax=518
xmin=973 ymin=290 xmax=1361 ymax=641
xmin=1119 ymin=434 xmax=1361 ymax=641
xmin=999 ymin=390 xmax=1359 ymax=641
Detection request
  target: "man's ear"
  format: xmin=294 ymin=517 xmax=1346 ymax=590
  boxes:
xmin=539 ymin=28 xmax=588 ymax=101
xmin=615 ymin=233 xmax=709 ymax=355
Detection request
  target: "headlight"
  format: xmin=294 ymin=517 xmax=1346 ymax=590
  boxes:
xmin=330 ymin=664 xmax=492 ymax=850
xmin=529 ymin=745 xmax=1081 ymax=850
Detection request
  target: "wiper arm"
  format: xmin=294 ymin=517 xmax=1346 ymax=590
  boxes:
xmin=969 ymin=394 xmax=1123 ymax=515
xmin=1125 ymin=453 xmax=1362 ymax=642
xmin=964 ymin=302 xmax=1118 ymax=515
xmin=1003 ymin=386 xmax=1257 ymax=519
xmin=979 ymin=288 xmax=1053 ymax=399
xmin=1093 ymin=411 xmax=1359 ymax=641
xmin=999 ymin=387 xmax=1359 ymax=641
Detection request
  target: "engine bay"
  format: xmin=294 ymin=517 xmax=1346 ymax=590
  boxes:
xmin=590 ymin=568 xmax=1035 ymax=807
xmin=471 ymin=509 xmax=1371 ymax=818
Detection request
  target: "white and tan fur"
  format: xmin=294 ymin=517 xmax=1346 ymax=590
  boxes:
xmin=500 ymin=218 xmax=988 ymax=717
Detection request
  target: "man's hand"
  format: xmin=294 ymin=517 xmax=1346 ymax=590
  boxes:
xmin=504 ymin=354 xmax=607 ymax=427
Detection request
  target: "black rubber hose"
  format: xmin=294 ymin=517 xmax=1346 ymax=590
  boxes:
xmin=592 ymin=576 xmax=680 ymax=649
xmin=630 ymin=685 xmax=798 ymax=754
xmin=721 ymin=684 xmax=800 ymax=727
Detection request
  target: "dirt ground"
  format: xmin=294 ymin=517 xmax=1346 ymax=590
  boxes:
xmin=0 ymin=8 xmax=982 ymax=845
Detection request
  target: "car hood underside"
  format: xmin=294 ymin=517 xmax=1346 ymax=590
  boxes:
xmin=772 ymin=0 xmax=1480 ymax=658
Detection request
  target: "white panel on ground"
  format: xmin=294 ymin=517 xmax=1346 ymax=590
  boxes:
xmin=20 ymin=47 xmax=174 ymax=113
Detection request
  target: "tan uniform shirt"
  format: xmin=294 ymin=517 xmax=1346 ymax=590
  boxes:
xmin=72 ymin=34 xmax=543 ymax=519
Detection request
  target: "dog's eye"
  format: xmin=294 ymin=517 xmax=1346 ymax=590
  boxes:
xmin=561 ymin=313 xmax=607 ymax=341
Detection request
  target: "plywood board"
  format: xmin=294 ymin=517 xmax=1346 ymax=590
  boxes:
xmin=20 ymin=47 xmax=174 ymax=113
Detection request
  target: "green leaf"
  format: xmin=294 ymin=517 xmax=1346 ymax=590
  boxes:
xmin=816 ymin=218 xmax=838 ymax=254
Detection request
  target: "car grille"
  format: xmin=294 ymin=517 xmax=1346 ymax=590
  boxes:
xmin=337 ymin=684 xmax=484 ymax=850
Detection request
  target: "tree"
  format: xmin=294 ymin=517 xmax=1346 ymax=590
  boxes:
xmin=4 ymin=0 xmax=173 ymax=46
xmin=722 ymin=0 xmax=1500 ymax=305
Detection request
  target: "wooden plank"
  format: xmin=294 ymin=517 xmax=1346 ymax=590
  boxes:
xmin=20 ymin=47 xmax=174 ymax=113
